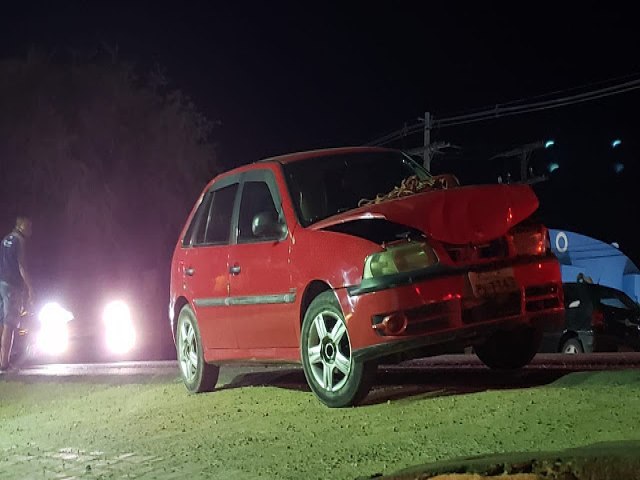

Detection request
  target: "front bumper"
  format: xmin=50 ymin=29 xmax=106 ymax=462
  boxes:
xmin=339 ymin=254 xmax=564 ymax=362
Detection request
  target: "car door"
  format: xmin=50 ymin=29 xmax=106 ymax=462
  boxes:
xmin=597 ymin=288 xmax=640 ymax=349
xmin=182 ymin=178 xmax=240 ymax=351
xmin=563 ymin=284 xmax=590 ymax=332
xmin=227 ymin=169 xmax=298 ymax=351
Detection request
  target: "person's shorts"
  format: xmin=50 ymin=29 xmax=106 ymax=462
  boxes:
xmin=0 ymin=281 xmax=22 ymax=328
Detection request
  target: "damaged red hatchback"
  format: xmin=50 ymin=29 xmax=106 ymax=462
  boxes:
xmin=170 ymin=147 xmax=564 ymax=407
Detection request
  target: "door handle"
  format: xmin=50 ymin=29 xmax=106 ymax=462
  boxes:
xmin=185 ymin=267 xmax=195 ymax=276
xmin=229 ymin=264 xmax=241 ymax=275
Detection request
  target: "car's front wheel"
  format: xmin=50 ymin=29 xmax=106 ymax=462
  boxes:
xmin=176 ymin=305 xmax=219 ymax=393
xmin=475 ymin=326 xmax=542 ymax=370
xmin=301 ymin=291 xmax=376 ymax=408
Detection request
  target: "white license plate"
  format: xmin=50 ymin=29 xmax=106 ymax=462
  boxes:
xmin=469 ymin=268 xmax=518 ymax=298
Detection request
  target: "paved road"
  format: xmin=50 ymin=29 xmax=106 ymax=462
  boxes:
xmin=8 ymin=353 xmax=640 ymax=397
xmin=14 ymin=352 xmax=640 ymax=373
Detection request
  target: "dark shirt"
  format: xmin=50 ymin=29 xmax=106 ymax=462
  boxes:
xmin=0 ymin=231 xmax=25 ymax=289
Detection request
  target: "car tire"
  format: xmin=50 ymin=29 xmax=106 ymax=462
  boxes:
xmin=301 ymin=291 xmax=376 ymax=408
xmin=176 ymin=305 xmax=219 ymax=393
xmin=561 ymin=338 xmax=584 ymax=354
xmin=475 ymin=327 xmax=542 ymax=370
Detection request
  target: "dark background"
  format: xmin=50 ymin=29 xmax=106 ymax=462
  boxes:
xmin=1 ymin=2 xmax=639 ymax=357
xmin=2 ymin=3 xmax=637 ymax=159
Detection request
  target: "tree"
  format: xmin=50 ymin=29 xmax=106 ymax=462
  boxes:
xmin=0 ymin=50 xmax=218 ymax=357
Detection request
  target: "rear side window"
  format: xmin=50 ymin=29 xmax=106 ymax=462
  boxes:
xmin=202 ymin=184 xmax=239 ymax=245
xmin=599 ymin=297 xmax=628 ymax=310
xmin=182 ymin=192 xmax=213 ymax=247
xmin=598 ymin=290 xmax=637 ymax=311
xmin=185 ymin=184 xmax=238 ymax=247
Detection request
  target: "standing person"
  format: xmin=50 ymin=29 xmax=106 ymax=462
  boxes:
xmin=0 ymin=216 xmax=33 ymax=372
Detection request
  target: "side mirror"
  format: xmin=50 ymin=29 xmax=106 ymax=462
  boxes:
xmin=252 ymin=211 xmax=286 ymax=239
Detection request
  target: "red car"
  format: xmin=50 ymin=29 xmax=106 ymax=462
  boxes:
xmin=170 ymin=147 xmax=564 ymax=407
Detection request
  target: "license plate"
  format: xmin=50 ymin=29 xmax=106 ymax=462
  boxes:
xmin=469 ymin=268 xmax=518 ymax=298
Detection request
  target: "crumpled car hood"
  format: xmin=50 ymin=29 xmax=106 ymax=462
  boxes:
xmin=310 ymin=183 xmax=539 ymax=244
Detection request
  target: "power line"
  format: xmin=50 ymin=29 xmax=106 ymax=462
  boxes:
xmin=437 ymin=78 xmax=640 ymax=128
xmin=498 ymin=72 xmax=640 ymax=108
xmin=367 ymin=75 xmax=640 ymax=146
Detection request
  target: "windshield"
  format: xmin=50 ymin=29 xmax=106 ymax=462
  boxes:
xmin=282 ymin=151 xmax=431 ymax=226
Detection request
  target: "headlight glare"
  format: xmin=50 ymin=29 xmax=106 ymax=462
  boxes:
xmin=103 ymin=300 xmax=136 ymax=354
xmin=38 ymin=302 xmax=74 ymax=325
xmin=36 ymin=302 xmax=73 ymax=355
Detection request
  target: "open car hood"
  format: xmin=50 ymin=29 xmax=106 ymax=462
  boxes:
xmin=310 ymin=183 xmax=539 ymax=244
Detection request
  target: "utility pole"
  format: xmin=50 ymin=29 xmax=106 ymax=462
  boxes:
xmin=422 ymin=111 xmax=432 ymax=170
xmin=491 ymin=140 xmax=548 ymax=184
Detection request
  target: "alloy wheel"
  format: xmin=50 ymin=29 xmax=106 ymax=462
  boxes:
xmin=306 ymin=310 xmax=352 ymax=392
xmin=179 ymin=317 xmax=199 ymax=383
xmin=564 ymin=344 xmax=580 ymax=354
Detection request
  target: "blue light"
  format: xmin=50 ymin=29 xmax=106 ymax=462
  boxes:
xmin=548 ymin=162 xmax=560 ymax=173
xmin=614 ymin=162 xmax=624 ymax=174
xmin=612 ymin=139 xmax=622 ymax=148
xmin=544 ymin=140 xmax=555 ymax=149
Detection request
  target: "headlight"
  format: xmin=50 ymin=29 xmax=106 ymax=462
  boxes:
xmin=36 ymin=302 xmax=73 ymax=355
xmin=363 ymin=241 xmax=438 ymax=279
xmin=38 ymin=302 xmax=74 ymax=325
xmin=103 ymin=300 xmax=136 ymax=354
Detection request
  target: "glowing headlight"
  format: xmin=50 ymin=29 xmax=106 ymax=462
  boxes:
xmin=103 ymin=300 xmax=136 ymax=354
xmin=363 ymin=241 xmax=438 ymax=279
xmin=36 ymin=302 xmax=73 ymax=355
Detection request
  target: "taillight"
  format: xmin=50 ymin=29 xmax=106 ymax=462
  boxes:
xmin=509 ymin=224 xmax=548 ymax=256
xmin=591 ymin=309 xmax=605 ymax=328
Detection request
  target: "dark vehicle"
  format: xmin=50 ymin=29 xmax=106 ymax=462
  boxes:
xmin=541 ymin=282 xmax=640 ymax=354
xmin=10 ymin=298 xmax=138 ymax=367
xmin=11 ymin=305 xmax=77 ymax=366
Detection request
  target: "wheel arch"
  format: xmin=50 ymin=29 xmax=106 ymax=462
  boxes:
xmin=299 ymin=280 xmax=332 ymax=329
xmin=172 ymin=296 xmax=190 ymax=342
xmin=558 ymin=330 xmax=580 ymax=352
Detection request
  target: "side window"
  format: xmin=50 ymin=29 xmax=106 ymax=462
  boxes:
xmin=182 ymin=192 xmax=213 ymax=247
xmin=237 ymin=181 xmax=280 ymax=243
xmin=202 ymin=184 xmax=239 ymax=245
xmin=599 ymin=297 xmax=628 ymax=310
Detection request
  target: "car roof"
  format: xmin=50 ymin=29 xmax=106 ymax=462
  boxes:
xmin=258 ymin=146 xmax=396 ymax=165
xmin=205 ymin=146 xmax=403 ymax=191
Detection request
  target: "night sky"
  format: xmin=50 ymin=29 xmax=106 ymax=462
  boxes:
xmin=2 ymin=2 xmax=640 ymax=257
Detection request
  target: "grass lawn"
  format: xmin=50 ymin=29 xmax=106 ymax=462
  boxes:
xmin=1 ymin=368 xmax=639 ymax=479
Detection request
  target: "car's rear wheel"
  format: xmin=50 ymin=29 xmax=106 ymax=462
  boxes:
xmin=177 ymin=305 xmax=219 ymax=393
xmin=301 ymin=291 xmax=376 ymax=408
xmin=475 ymin=326 xmax=542 ymax=370
xmin=561 ymin=338 xmax=584 ymax=354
